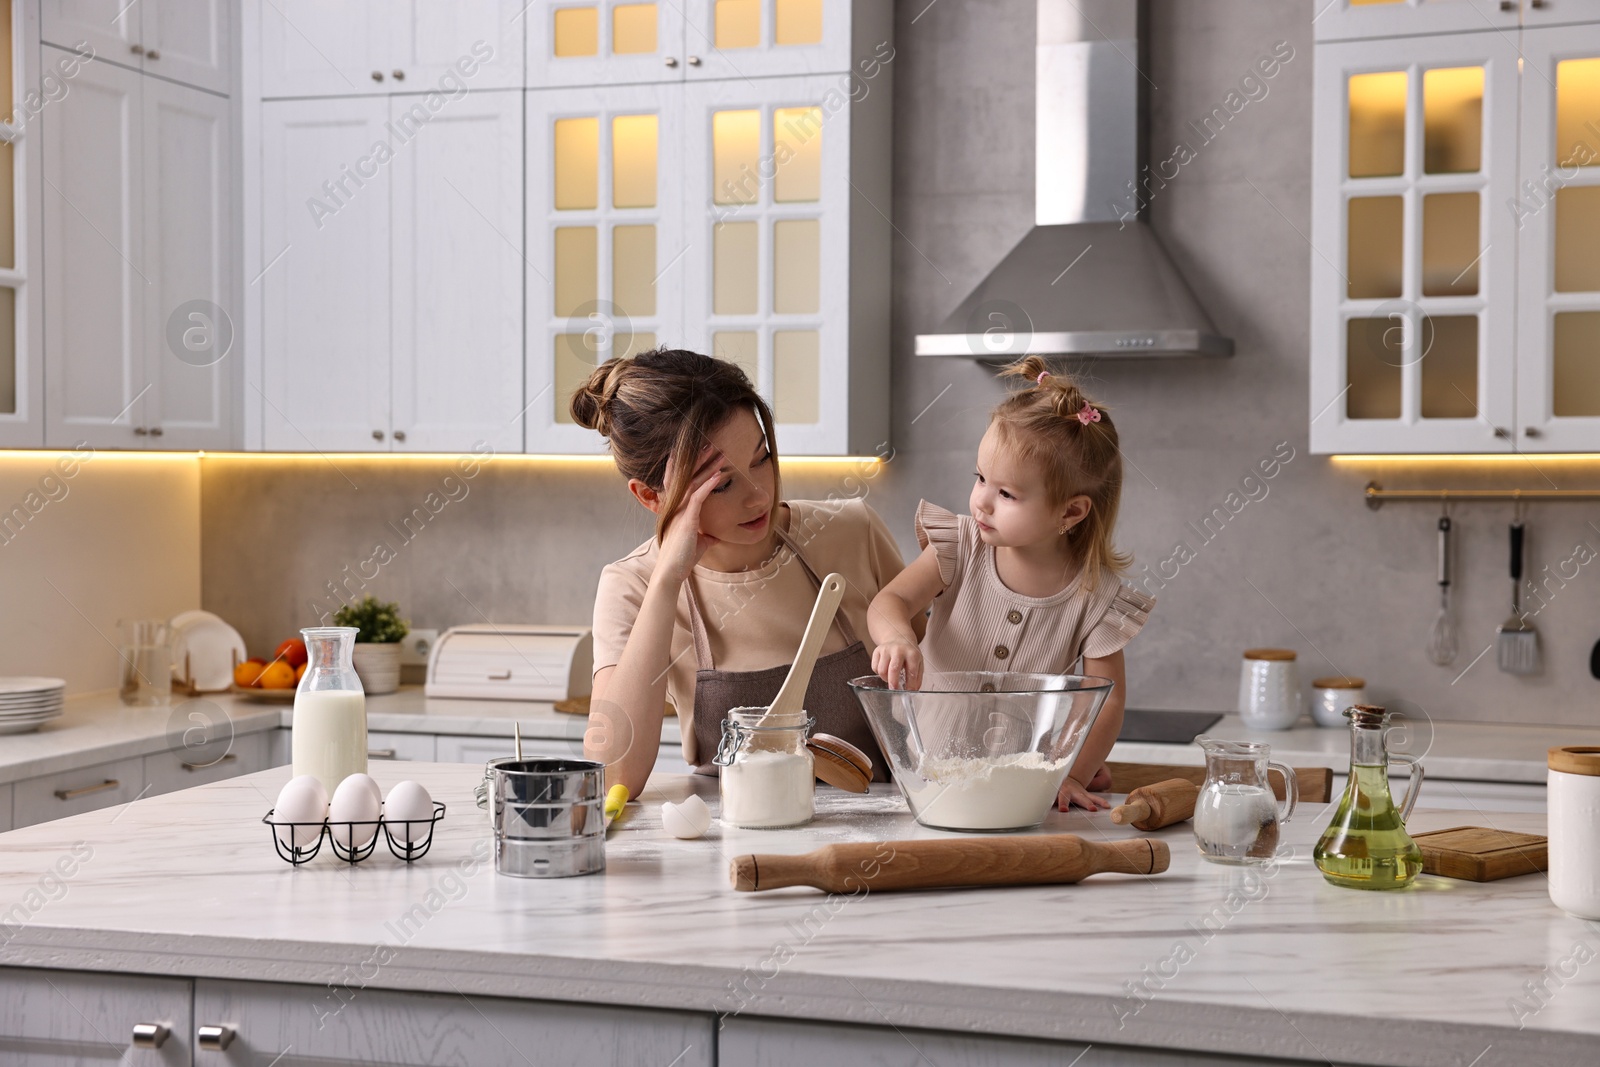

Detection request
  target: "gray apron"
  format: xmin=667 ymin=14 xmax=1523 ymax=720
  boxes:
xmin=683 ymin=528 xmax=889 ymax=781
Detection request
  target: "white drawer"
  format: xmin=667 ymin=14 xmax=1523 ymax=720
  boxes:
xmin=367 ymin=731 xmax=435 ymax=761
xmin=267 ymin=727 xmax=291 ymax=767
xmin=435 ymin=734 xmax=575 ymax=765
xmin=14 ymin=756 xmax=146 ymax=828
xmin=0 ymin=783 xmax=11 ymax=832
xmin=143 ymin=732 xmax=268 ymax=798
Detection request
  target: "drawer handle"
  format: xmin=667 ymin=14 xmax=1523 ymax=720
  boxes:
xmin=132 ymin=1023 xmax=169 ymax=1049
xmin=368 ymin=748 xmax=397 ymax=759
xmin=488 ymin=671 xmax=512 ymax=681
xmin=55 ymin=779 xmax=119 ymax=801
xmin=197 ymin=1024 xmax=235 ymax=1052
xmin=182 ymin=753 xmax=238 ymax=772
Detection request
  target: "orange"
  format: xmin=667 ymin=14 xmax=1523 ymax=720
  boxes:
xmin=258 ymin=661 xmax=296 ymax=689
xmin=294 ymin=662 xmax=307 ymax=683
xmin=276 ymin=638 xmax=308 ymax=668
xmin=234 ymin=661 xmax=265 ymax=688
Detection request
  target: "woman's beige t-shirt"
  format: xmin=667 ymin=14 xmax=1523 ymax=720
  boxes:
xmin=591 ymin=498 xmax=906 ymax=767
xmin=914 ymin=500 xmax=1155 ymax=675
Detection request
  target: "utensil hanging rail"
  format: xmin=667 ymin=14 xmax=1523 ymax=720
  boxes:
xmin=1364 ymin=482 xmax=1600 ymax=510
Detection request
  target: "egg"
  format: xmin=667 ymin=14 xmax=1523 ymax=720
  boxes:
xmin=660 ymin=794 xmax=712 ymax=840
xmin=272 ymin=775 xmax=329 ymax=852
xmin=329 ymin=774 xmax=383 ymax=850
xmin=383 ymin=780 xmax=435 ymax=844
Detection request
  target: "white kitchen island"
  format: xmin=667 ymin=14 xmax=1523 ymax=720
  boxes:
xmin=0 ymin=763 xmax=1593 ymax=1066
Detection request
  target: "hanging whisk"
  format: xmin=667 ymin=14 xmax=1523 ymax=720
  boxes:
xmin=1427 ymin=513 xmax=1459 ymax=666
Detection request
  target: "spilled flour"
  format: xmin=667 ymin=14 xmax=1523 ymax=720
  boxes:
xmin=902 ymin=751 xmax=1069 ymax=830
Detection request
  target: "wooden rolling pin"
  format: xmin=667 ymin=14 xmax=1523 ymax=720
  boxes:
xmin=730 ymin=835 xmax=1169 ymax=893
xmin=1110 ymin=778 xmax=1199 ymax=831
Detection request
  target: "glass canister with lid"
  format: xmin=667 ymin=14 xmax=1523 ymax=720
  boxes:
xmin=715 ymin=707 xmax=816 ymax=828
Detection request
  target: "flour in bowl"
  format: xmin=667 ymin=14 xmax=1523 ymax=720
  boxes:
xmin=901 ymin=751 xmax=1069 ymax=830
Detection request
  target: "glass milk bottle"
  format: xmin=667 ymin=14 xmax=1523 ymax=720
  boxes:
xmin=292 ymin=627 xmax=367 ymax=794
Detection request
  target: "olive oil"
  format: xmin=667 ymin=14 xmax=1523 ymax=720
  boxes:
xmin=1314 ymin=763 xmax=1424 ymax=890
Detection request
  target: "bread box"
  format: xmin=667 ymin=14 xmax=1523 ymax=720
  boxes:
xmin=424 ymin=625 xmax=593 ymax=702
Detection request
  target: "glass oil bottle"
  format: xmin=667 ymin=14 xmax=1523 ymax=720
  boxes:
xmin=1314 ymin=704 xmax=1426 ymax=890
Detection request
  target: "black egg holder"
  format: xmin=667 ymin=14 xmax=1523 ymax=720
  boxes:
xmin=262 ymin=802 xmax=446 ymax=865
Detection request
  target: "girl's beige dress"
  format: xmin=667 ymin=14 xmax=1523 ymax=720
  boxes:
xmin=914 ymin=500 xmax=1155 ymax=676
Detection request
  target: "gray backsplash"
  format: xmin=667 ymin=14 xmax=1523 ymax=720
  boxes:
xmin=202 ymin=1 xmax=1600 ymax=727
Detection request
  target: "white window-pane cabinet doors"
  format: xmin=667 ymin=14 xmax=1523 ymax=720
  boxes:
xmin=1310 ymin=31 xmax=1519 ymax=454
xmin=526 ymin=0 xmax=688 ymax=87
xmin=525 ymin=85 xmax=686 ymax=453
xmin=390 ymin=89 xmax=525 ymax=454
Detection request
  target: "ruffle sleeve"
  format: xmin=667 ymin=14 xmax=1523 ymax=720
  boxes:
xmin=913 ymin=499 xmax=964 ymax=589
xmin=1080 ymin=580 xmax=1156 ymax=660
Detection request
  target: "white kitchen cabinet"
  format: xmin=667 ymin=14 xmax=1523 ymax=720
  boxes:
xmin=43 ymin=0 xmax=232 ymax=95
xmin=0 ymin=968 xmax=192 ymax=1067
xmin=12 ymin=754 xmax=144 ymax=828
xmin=192 ymin=979 xmax=714 ymax=1066
xmin=143 ymin=731 xmax=268 ymax=798
xmin=1310 ymin=31 xmax=1522 ymax=453
xmin=437 ymin=733 xmax=573 ymax=764
xmin=0 ymin=11 xmax=48 ymax=449
xmin=1313 ymin=0 xmax=1518 ymax=43
xmin=366 ymin=729 xmax=436 ymax=761
xmin=681 ymin=0 xmax=888 ymax=81
xmin=0 ymin=783 xmax=11 ymax=832
xmin=260 ymin=0 xmax=523 ymax=99
xmin=1524 ymin=0 xmax=1600 ymax=27
xmin=525 ymin=84 xmax=687 ymax=452
xmin=526 ymin=0 xmax=688 ymax=87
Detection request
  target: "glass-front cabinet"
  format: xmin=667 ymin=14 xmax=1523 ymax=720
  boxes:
xmin=1314 ymin=0 xmax=1518 ymax=42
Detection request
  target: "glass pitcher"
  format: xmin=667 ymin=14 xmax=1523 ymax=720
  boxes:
xmin=291 ymin=627 xmax=367 ymax=794
xmin=1314 ymin=704 xmax=1425 ymax=890
xmin=118 ymin=619 xmax=172 ymax=706
xmin=1193 ymin=737 xmax=1298 ymax=865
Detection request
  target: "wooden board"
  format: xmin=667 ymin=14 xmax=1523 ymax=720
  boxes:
xmin=553 ymin=695 xmax=675 ymax=717
xmin=1413 ymin=825 xmax=1548 ymax=882
xmin=1106 ymin=761 xmax=1333 ymax=804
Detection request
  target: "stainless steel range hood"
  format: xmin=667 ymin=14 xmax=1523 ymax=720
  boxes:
xmin=914 ymin=0 xmax=1232 ymax=360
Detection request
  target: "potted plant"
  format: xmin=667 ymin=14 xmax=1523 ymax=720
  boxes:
xmin=332 ymin=596 xmax=409 ymax=695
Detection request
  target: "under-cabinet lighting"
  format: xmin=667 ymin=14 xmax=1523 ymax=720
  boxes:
xmin=0 ymin=450 xmax=881 ymax=469
xmin=1331 ymin=454 xmax=1600 ymax=463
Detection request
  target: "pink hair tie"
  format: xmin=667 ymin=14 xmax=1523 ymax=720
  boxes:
xmin=1076 ymin=403 xmax=1101 ymax=426
xmin=1035 ymin=370 xmax=1050 ymax=386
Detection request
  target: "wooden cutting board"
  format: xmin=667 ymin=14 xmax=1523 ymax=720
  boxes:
xmin=1106 ymin=761 xmax=1333 ymax=804
xmin=1412 ymin=825 xmax=1548 ymax=882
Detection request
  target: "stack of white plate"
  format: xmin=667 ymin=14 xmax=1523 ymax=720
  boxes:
xmin=0 ymin=677 xmax=67 ymax=734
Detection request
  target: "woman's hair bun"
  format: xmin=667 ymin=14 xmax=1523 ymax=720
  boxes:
xmin=569 ymin=358 xmax=624 ymax=436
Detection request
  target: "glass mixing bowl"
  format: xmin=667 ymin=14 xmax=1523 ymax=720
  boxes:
xmin=848 ymin=672 xmax=1113 ymax=832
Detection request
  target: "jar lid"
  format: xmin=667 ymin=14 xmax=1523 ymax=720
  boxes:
xmin=1549 ymin=746 xmax=1600 ymax=777
xmin=1243 ymin=648 xmax=1297 ymax=661
xmin=807 ymin=733 xmax=871 ymax=793
xmin=1312 ymin=676 xmax=1366 ymax=689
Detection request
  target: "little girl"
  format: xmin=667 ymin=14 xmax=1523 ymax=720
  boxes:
xmin=868 ymin=356 xmax=1154 ymax=811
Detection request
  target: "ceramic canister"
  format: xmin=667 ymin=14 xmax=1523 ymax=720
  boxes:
xmin=1238 ymin=649 xmax=1302 ymax=730
xmin=1548 ymin=747 xmax=1600 ymax=920
xmin=1310 ymin=676 xmax=1368 ymax=729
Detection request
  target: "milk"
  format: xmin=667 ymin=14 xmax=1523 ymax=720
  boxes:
xmin=291 ymin=689 xmax=368 ymax=795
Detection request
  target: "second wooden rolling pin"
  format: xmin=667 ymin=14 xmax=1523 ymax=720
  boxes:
xmin=1109 ymin=778 xmax=1200 ymax=831
xmin=730 ymin=835 xmax=1169 ymax=893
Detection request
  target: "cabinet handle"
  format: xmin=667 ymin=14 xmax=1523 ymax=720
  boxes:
xmin=1493 ymin=426 xmax=1510 ymax=439
xmin=55 ymin=779 xmax=119 ymax=801
xmin=148 ymin=427 xmax=163 ymax=437
xmin=392 ymin=69 xmax=405 ymax=80
xmin=130 ymin=44 xmax=144 ymax=56
xmin=371 ymin=70 xmax=385 ymax=82
xmin=131 ymin=1023 xmax=169 ymax=1049
xmin=145 ymin=49 xmax=160 ymax=60
xmin=368 ymin=748 xmax=398 ymax=759
xmin=133 ymin=427 xmax=148 ymax=436
xmin=373 ymin=429 xmax=385 ymax=440
xmin=664 ymin=56 xmax=679 ymax=68
xmin=1525 ymin=426 xmax=1542 ymax=437
xmin=488 ymin=670 xmax=513 ymax=680
xmin=1532 ymin=0 xmax=1547 ymax=7
xmin=394 ymin=430 xmax=407 ymax=442
xmin=688 ymin=55 xmax=702 ymax=66
xmin=197 ymin=1025 xmax=235 ymax=1052
xmin=182 ymin=753 xmax=237 ymax=772
xmin=1500 ymin=0 xmax=1515 ymax=8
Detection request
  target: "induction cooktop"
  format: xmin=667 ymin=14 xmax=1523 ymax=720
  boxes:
xmin=1118 ymin=708 xmax=1224 ymax=745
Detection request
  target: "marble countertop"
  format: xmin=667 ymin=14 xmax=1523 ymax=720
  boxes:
xmin=0 ymin=689 xmax=682 ymax=785
xmin=0 ymin=762 xmax=1593 ymax=1066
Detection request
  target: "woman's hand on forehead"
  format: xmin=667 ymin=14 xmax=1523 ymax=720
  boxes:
xmin=662 ymin=445 xmax=726 ymax=489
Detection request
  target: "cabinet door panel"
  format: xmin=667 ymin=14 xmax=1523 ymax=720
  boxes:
xmin=260 ymin=0 xmax=391 ymax=98
xmin=0 ymin=968 xmax=192 ymax=1067
xmin=390 ymin=89 xmax=524 ymax=454
xmin=143 ymin=77 xmax=235 ymax=450
xmin=366 ymin=730 xmax=436 ymax=761
xmin=1313 ymin=0 xmax=1517 ymax=43
xmin=42 ymin=50 xmax=146 ymax=450
xmin=144 ymin=0 xmax=232 ymax=95
xmin=392 ymin=0 xmax=525 ymax=90
xmin=142 ymin=731 xmax=268 ymax=798
xmin=526 ymin=0 xmax=687 ymax=86
xmin=261 ymin=97 xmax=391 ymax=451
xmin=193 ymin=978 xmax=712 ymax=1066
xmin=682 ymin=0 xmax=859 ymax=80
xmin=525 ymin=85 xmax=685 ymax=453
xmin=40 ymin=0 xmax=141 ymax=68
xmin=1309 ymin=32 xmax=1519 ymax=454
xmin=1515 ymin=27 xmax=1600 ymax=449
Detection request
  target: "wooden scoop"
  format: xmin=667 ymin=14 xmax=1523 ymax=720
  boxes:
xmin=764 ymin=572 xmax=847 ymax=723
xmin=730 ymin=835 xmax=1169 ymax=893
xmin=1110 ymin=777 xmax=1199 ymax=831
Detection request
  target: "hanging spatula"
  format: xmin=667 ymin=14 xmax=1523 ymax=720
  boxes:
xmin=1496 ymin=522 xmax=1540 ymax=675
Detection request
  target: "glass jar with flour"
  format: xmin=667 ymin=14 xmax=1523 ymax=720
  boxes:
xmin=715 ymin=707 xmax=815 ymax=828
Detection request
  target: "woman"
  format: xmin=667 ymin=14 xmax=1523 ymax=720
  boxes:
xmin=572 ymin=348 xmax=914 ymax=797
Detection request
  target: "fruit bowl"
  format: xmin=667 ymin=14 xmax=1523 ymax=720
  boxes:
xmin=230 ymin=684 xmax=297 ymax=703
xmin=847 ymin=672 xmax=1113 ymax=832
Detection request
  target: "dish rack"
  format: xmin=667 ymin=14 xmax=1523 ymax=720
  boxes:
xmin=262 ymin=802 xmax=446 ymax=866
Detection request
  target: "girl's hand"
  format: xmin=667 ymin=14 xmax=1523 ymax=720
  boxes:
xmin=1057 ymin=776 xmax=1111 ymax=812
xmin=657 ymin=470 xmax=722 ymax=583
xmin=871 ymin=639 xmax=923 ymax=690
